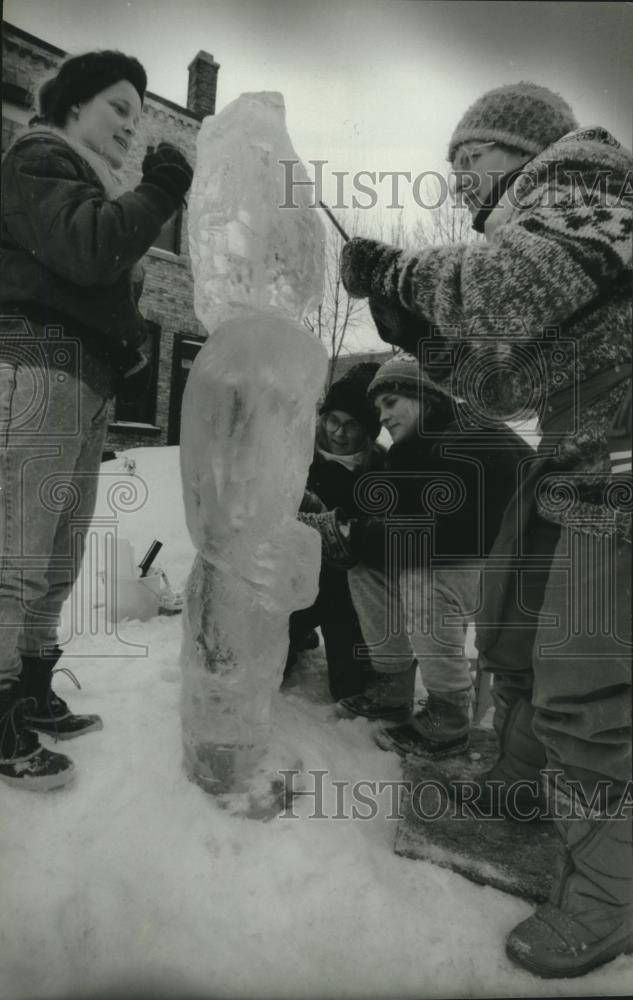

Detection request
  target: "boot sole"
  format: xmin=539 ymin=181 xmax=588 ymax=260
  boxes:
xmin=375 ymin=730 xmax=470 ymax=760
xmin=335 ymin=703 xmax=412 ymax=723
xmin=506 ymin=932 xmax=633 ymax=979
xmin=27 ymin=718 xmax=103 ymax=741
xmin=0 ymin=762 xmax=75 ymax=791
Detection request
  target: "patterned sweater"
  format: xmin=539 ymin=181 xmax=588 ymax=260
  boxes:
xmin=342 ymin=127 xmax=632 ymax=537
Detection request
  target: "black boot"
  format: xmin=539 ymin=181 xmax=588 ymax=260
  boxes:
xmin=374 ymin=689 xmax=472 ymax=759
xmin=335 ymin=662 xmax=416 ymax=722
xmin=20 ymin=648 xmax=103 ymax=740
xmin=0 ymin=681 xmax=75 ymax=790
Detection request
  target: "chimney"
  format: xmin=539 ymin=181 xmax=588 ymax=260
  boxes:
xmin=187 ymin=51 xmax=220 ymax=119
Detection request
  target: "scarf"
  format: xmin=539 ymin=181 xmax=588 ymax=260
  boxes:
xmin=13 ymin=125 xmax=144 ymax=284
xmin=15 ymin=125 xmax=126 ymax=198
xmin=317 ymin=447 xmax=367 ymax=473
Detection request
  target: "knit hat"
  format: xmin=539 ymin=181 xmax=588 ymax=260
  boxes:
xmin=447 ymin=82 xmax=578 ymax=162
xmin=367 ymin=353 xmax=451 ymax=403
xmin=38 ymin=51 xmax=147 ymax=127
xmin=320 ymin=362 xmax=381 ymax=439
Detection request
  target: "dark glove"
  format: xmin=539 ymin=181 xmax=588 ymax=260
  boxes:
xmin=142 ymin=142 xmax=193 ymax=206
xmin=340 ymin=237 xmax=403 ymax=299
xmin=299 ymin=489 xmax=327 ymax=515
xmin=298 ymin=508 xmax=357 ymax=569
xmin=114 ymin=348 xmax=151 ymax=405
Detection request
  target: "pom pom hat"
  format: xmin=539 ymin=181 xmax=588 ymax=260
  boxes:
xmin=447 ymin=82 xmax=578 ymax=162
xmin=38 ymin=51 xmax=147 ymax=127
xmin=320 ymin=362 xmax=381 ymax=440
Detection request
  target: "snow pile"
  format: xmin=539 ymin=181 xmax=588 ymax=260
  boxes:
xmin=1 ymin=447 xmax=630 ymax=999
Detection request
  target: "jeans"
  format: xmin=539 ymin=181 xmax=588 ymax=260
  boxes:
xmin=347 ymin=562 xmax=480 ymax=693
xmin=0 ymin=335 xmax=111 ymax=683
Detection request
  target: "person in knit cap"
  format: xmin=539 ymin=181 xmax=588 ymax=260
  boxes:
xmin=338 ymin=82 xmax=632 ymax=977
xmin=0 ymin=51 xmax=193 ymax=791
xmin=303 ymin=353 xmax=530 ymax=754
xmin=288 ymin=362 xmax=386 ymax=700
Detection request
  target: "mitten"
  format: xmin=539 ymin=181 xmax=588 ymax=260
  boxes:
xmin=141 ymin=142 xmax=193 ymax=206
xmin=340 ymin=237 xmax=403 ymax=299
xmin=369 ymin=295 xmax=431 ymax=351
xmin=298 ymin=508 xmax=357 ymax=569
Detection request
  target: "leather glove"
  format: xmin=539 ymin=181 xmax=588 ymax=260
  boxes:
xmin=341 ymin=236 xmax=403 ymax=299
xmin=298 ymin=508 xmax=357 ymax=569
xmin=142 ymin=142 xmax=193 ymax=206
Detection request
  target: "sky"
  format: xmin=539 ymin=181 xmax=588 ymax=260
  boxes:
xmin=3 ymin=0 xmax=632 ymax=350
xmin=5 ymin=0 xmax=632 ymax=209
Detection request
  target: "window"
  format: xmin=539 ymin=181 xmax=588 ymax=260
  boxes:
xmin=2 ymin=116 xmax=24 ymax=155
xmin=151 ymin=207 xmax=182 ymax=254
xmin=2 ymin=66 xmax=33 ymax=109
xmin=113 ymin=321 xmax=161 ymax=425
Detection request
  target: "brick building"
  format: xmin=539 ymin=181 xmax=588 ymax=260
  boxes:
xmin=2 ymin=22 xmax=391 ymax=454
xmin=1 ymin=21 xmax=219 ymax=451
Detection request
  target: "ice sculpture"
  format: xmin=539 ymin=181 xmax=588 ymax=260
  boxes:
xmin=180 ymin=92 xmax=328 ymax=811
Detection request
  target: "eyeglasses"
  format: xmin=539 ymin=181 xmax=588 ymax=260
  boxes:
xmin=325 ymin=414 xmax=363 ymax=436
xmin=451 ymin=141 xmax=497 ymax=174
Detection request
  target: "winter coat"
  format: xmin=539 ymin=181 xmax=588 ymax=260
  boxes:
xmin=306 ymin=443 xmax=386 ymax=516
xmin=346 ymin=127 xmax=632 ymax=537
xmin=0 ymin=130 xmax=176 ymax=372
xmin=349 ymin=404 xmax=533 ymax=570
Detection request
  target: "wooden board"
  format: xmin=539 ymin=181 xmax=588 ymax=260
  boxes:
xmin=394 ymin=728 xmax=559 ymax=903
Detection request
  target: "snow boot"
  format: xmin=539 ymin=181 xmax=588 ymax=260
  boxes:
xmin=449 ymin=696 xmax=547 ymax=819
xmin=506 ymin=789 xmax=633 ymax=978
xmin=0 ymin=682 xmax=75 ymax=790
xmin=336 ymin=662 xmax=416 ymax=723
xmin=374 ymin=689 xmax=472 ymax=759
xmin=20 ymin=648 xmax=103 ymax=740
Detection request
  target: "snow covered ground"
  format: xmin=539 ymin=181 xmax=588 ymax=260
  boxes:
xmin=1 ymin=446 xmax=631 ymax=1000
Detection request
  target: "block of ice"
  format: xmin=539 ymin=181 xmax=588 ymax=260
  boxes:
xmin=179 ymin=311 xmax=327 ymax=804
xmin=188 ymin=92 xmax=325 ymax=330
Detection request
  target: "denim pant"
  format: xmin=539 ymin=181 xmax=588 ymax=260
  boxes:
xmin=347 ymin=562 xmax=480 ymax=693
xmin=0 ymin=338 xmax=110 ymax=684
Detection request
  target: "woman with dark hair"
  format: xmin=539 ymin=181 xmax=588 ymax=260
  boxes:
xmin=288 ymin=362 xmax=386 ymax=700
xmin=0 ymin=50 xmax=193 ymax=790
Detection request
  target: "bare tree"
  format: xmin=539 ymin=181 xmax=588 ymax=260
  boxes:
xmin=303 ymin=224 xmax=367 ymax=387
xmin=305 ymin=191 xmax=476 ymax=384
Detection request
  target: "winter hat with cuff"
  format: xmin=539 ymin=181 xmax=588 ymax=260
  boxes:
xmin=320 ymin=362 xmax=381 ymax=439
xmin=38 ymin=51 xmax=147 ymax=127
xmin=447 ymin=82 xmax=578 ymax=162
xmin=367 ymin=353 xmax=452 ymax=403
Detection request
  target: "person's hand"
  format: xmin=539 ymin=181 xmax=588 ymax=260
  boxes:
xmin=298 ymin=508 xmax=357 ymax=569
xmin=340 ymin=236 xmax=402 ymax=299
xmin=141 ymin=142 xmax=193 ymax=206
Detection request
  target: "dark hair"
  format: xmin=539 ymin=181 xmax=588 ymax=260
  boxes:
xmin=369 ymin=380 xmax=455 ymax=432
xmin=319 ymin=362 xmax=382 ymax=440
xmin=37 ymin=50 xmax=147 ymax=127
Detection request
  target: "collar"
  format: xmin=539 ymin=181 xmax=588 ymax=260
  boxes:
xmin=471 ymin=166 xmax=525 ymax=235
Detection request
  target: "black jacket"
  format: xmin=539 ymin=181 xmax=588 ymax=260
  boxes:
xmin=349 ymin=403 xmax=533 ymax=569
xmin=1 ymin=131 xmax=176 ymax=365
xmin=306 ymin=446 xmax=386 ymax=517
